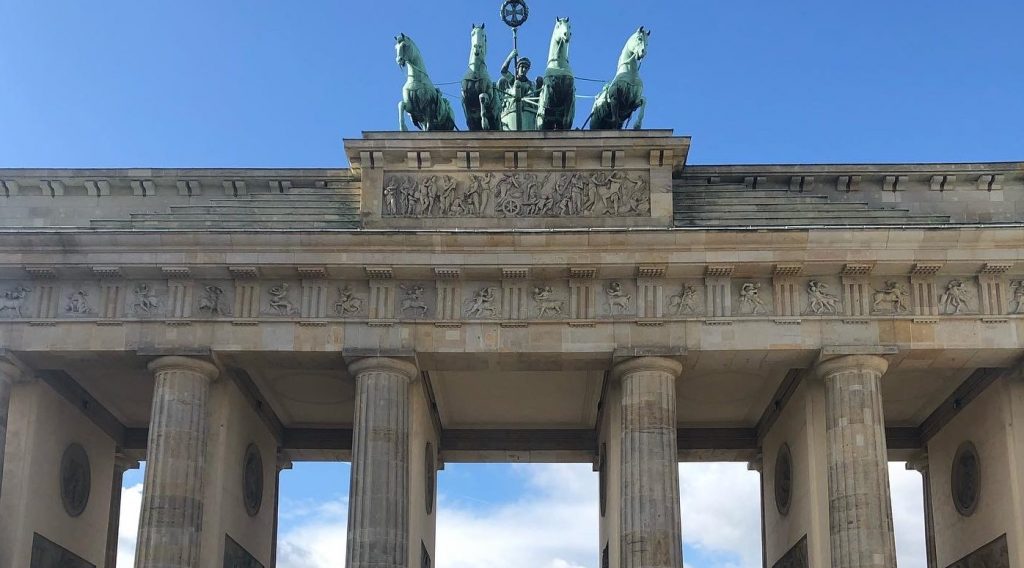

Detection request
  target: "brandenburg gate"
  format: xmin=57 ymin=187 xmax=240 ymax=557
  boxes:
xmin=1 ymin=5 xmax=1023 ymax=568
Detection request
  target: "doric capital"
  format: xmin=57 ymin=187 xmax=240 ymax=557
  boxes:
xmin=814 ymin=354 xmax=889 ymax=380
xmin=747 ymin=453 xmax=764 ymax=474
xmin=147 ymin=356 xmax=220 ymax=382
xmin=611 ymin=356 xmax=683 ymax=381
xmin=905 ymin=451 xmax=929 ymax=474
xmin=347 ymin=357 xmax=419 ymax=382
xmin=114 ymin=452 xmax=141 ymax=473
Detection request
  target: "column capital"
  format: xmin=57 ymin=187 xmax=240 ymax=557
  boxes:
xmin=147 ymin=355 xmax=220 ymax=381
xmin=611 ymin=355 xmax=683 ymax=381
xmin=113 ymin=451 xmax=140 ymax=473
xmin=747 ymin=453 xmax=764 ymax=473
xmin=347 ymin=356 xmax=419 ymax=382
xmin=906 ymin=450 xmax=929 ymax=474
xmin=814 ymin=354 xmax=889 ymax=380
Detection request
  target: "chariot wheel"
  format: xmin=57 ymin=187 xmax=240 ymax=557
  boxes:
xmin=500 ymin=199 xmax=523 ymax=216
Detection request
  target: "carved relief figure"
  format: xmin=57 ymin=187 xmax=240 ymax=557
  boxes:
xmin=667 ymin=284 xmax=697 ymax=315
xmin=739 ymin=283 xmax=767 ymax=315
xmin=336 ymin=286 xmax=364 ymax=316
xmin=131 ymin=283 xmax=160 ymax=314
xmin=606 ymin=282 xmax=632 ymax=313
xmin=465 ymin=287 xmax=499 ymax=318
xmin=267 ymin=283 xmax=298 ymax=315
xmin=533 ymin=286 xmax=563 ymax=317
xmin=65 ymin=290 xmax=91 ymax=314
xmin=1011 ymin=281 xmax=1024 ymax=314
xmin=940 ymin=279 xmax=971 ymax=314
xmin=807 ymin=280 xmax=839 ymax=315
xmin=400 ymin=284 xmax=429 ymax=317
xmin=0 ymin=286 xmax=30 ymax=317
xmin=198 ymin=285 xmax=228 ymax=315
xmin=381 ymin=170 xmax=650 ymax=219
xmin=873 ymin=281 xmax=910 ymax=314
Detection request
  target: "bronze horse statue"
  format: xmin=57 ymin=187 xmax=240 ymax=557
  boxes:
xmin=537 ymin=17 xmax=576 ymax=130
xmin=461 ymin=24 xmax=501 ymax=130
xmin=396 ymin=33 xmax=455 ymax=131
xmin=588 ymin=27 xmax=650 ymax=130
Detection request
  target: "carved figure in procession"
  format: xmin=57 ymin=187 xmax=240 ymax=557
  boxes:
xmin=588 ymin=27 xmax=650 ymax=130
xmin=872 ymin=281 xmax=910 ymax=314
xmin=396 ymin=33 xmax=456 ymax=131
xmin=537 ymin=17 xmax=575 ymax=130
xmin=131 ymin=283 xmax=160 ymax=314
xmin=1012 ymin=281 xmax=1024 ymax=314
xmin=65 ymin=290 xmax=91 ymax=314
xmin=668 ymin=284 xmax=697 ymax=315
xmin=465 ymin=287 xmax=499 ymax=318
xmin=400 ymin=284 xmax=429 ymax=317
xmin=462 ymin=24 xmax=502 ymax=131
xmin=606 ymin=282 xmax=632 ymax=313
xmin=336 ymin=286 xmax=364 ymax=316
xmin=940 ymin=279 xmax=971 ymax=314
xmin=807 ymin=281 xmax=839 ymax=314
xmin=267 ymin=283 xmax=298 ymax=315
xmin=198 ymin=285 xmax=229 ymax=315
xmin=0 ymin=286 xmax=30 ymax=317
xmin=739 ymin=282 xmax=767 ymax=315
xmin=533 ymin=285 xmax=563 ymax=317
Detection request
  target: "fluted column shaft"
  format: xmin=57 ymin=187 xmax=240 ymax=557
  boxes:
xmin=346 ymin=357 xmax=418 ymax=568
xmin=614 ymin=357 xmax=684 ymax=568
xmin=135 ymin=356 xmax=219 ymax=568
xmin=817 ymin=355 xmax=896 ymax=568
xmin=0 ymin=357 xmax=25 ymax=502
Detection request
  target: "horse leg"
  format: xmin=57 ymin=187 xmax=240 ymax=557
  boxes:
xmin=633 ymin=97 xmax=647 ymax=130
xmin=399 ymin=100 xmax=409 ymax=132
xmin=479 ymin=93 xmax=490 ymax=130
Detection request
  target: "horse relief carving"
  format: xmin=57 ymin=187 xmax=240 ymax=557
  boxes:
xmin=198 ymin=285 xmax=229 ymax=316
xmin=336 ymin=286 xmax=364 ymax=316
xmin=465 ymin=287 xmax=499 ymax=318
xmin=873 ymin=281 xmax=910 ymax=314
xmin=667 ymin=284 xmax=697 ymax=315
xmin=0 ymin=286 xmax=30 ymax=317
xmin=383 ymin=170 xmax=650 ymax=219
xmin=806 ymin=281 xmax=839 ymax=315
xmin=267 ymin=283 xmax=298 ymax=315
xmin=533 ymin=286 xmax=563 ymax=317
xmin=131 ymin=283 xmax=160 ymax=314
xmin=400 ymin=284 xmax=429 ymax=317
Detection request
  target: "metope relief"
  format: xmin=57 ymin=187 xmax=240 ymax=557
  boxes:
xmin=533 ymin=285 xmax=565 ymax=318
xmin=64 ymin=288 xmax=93 ymax=316
xmin=197 ymin=284 xmax=231 ymax=316
xmin=1013 ymin=281 xmax=1024 ymax=314
xmin=465 ymin=287 xmax=499 ymax=319
xmin=265 ymin=283 xmax=299 ymax=316
xmin=382 ymin=170 xmax=651 ymax=219
xmin=667 ymin=283 xmax=699 ymax=315
xmin=738 ymin=282 xmax=768 ymax=315
xmin=872 ymin=280 xmax=911 ymax=314
xmin=130 ymin=283 xmax=162 ymax=316
xmin=335 ymin=285 xmax=366 ymax=317
xmin=399 ymin=283 xmax=432 ymax=318
xmin=0 ymin=285 xmax=31 ymax=318
xmin=806 ymin=280 xmax=840 ymax=315
xmin=605 ymin=282 xmax=633 ymax=315
xmin=940 ymin=279 xmax=974 ymax=314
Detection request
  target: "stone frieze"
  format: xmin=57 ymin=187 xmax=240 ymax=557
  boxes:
xmin=382 ymin=170 xmax=651 ymax=218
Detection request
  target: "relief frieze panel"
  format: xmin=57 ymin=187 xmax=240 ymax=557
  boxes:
xmin=382 ymin=170 xmax=651 ymax=219
xmin=0 ymin=273 xmax=1017 ymax=324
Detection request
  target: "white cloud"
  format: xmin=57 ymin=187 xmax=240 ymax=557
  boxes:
xmin=115 ymin=462 xmax=928 ymax=568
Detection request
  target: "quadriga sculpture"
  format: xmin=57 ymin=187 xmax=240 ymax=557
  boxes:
xmin=588 ymin=26 xmax=650 ymax=130
xmin=462 ymin=24 xmax=501 ymax=131
xmin=395 ymin=33 xmax=456 ymax=131
xmin=537 ymin=17 xmax=575 ymax=130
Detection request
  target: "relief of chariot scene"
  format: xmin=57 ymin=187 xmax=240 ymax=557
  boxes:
xmin=382 ymin=170 xmax=650 ymax=219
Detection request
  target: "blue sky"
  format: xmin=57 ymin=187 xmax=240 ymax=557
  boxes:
xmin=6 ymin=1 xmax=1019 ymax=566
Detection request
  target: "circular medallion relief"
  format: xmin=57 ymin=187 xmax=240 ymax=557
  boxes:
xmin=60 ymin=443 xmax=91 ymax=518
xmin=774 ymin=443 xmax=793 ymax=516
xmin=425 ymin=442 xmax=436 ymax=515
xmin=242 ymin=443 xmax=264 ymax=517
xmin=951 ymin=441 xmax=981 ymax=517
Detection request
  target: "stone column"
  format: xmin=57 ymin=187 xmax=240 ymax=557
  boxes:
xmin=906 ymin=454 xmax=937 ymax=568
xmin=106 ymin=452 xmax=140 ymax=568
xmin=135 ymin=356 xmax=219 ymax=568
xmin=0 ymin=356 xmax=25 ymax=502
xmin=816 ymin=355 xmax=896 ymax=568
xmin=346 ymin=357 xmax=418 ymax=568
xmin=613 ymin=356 xmax=684 ymax=568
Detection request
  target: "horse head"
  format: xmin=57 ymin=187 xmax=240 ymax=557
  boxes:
xmin=395 ymin=33 xmax=419 ymax=70
xmin=470 ymin=23 xmax=487 ymax=63
xmin=629 ymin=26 xmax=651 ymax=62
xmin=553 ymin=17 xmax=571 ymax=46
